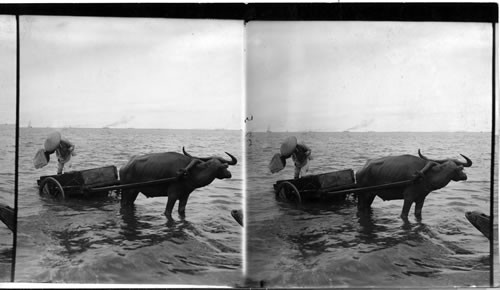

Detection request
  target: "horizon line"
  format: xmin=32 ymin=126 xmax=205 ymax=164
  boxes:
xmin=11 ymin=125 xmax=242 ymax=131
xmin=247 ymin=129 xmax=491 ymax=133
xmin=3 ymin=124 xmax=492 ymax=133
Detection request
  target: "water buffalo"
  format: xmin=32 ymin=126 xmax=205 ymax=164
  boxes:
xmin=119 ymin=147 xmax=237 ymax=220
xmin=356 ymin=149 xmax=472 ymax=220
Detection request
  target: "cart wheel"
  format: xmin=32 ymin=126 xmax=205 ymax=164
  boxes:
xmin=39 ymin=177 xmax=65 ymax=199
xmin=276 ymin=181 xmax=302 ymax=204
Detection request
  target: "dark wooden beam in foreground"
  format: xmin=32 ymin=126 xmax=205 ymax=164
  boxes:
xmin=0 ymin=204 xmax=14 ymax=232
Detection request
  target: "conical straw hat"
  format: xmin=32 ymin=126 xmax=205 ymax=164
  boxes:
xmin=44 ymin=131 xmax=61 ymax=153
xmin=280 ymin=136 xmax=297 ymax=158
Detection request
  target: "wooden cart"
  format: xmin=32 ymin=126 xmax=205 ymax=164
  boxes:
xmin=273 ymin=169 xmax=415 ymax=204
xmin=37 ymin=165 xmax=180 ymax=199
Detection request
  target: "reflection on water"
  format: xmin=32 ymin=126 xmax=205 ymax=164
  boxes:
xmin=17 ymin=128 xmax=242 ymax=284
xmin=247 ymin=132 xmax=490 ymax=287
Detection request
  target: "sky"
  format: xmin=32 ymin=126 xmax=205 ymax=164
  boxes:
xmin=0 ymin=18 xmax=494 ymax=132
xmin=0 ymin=15 xmax=16 ymax=125
xmin=14 ymin=16 xmax=244 ymax=129
xmin=246 ymin=21 xmax=493 ymax=132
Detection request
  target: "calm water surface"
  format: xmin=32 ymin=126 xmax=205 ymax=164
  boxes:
xmin=0 ymin=125 xmax=15 ymax=281
xmin=16 ymin=128 xmax=242 ymax=285
xmin=246 ymin=132 xmax=492 ymax=287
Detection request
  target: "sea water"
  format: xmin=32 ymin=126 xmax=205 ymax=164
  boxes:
xmin=246 ymin=131 xmax=493 ymax=287
xmin=4 ymin=127 xmax=498 ymax=286
xmin=0 ymin=125 xmax=15 ymax=281
xmin=16 ymin=128 xmax=242 ymax=285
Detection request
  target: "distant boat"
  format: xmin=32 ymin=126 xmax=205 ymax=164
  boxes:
xmin=28 ymin=121 xmax=32 ymax=128
xmin=266 ymin=125 xmax=272 ymax=133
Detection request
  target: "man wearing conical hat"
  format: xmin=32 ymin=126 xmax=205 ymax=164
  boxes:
xmin=291 ymin=141 xmax=312 ymax=179
xmin=269 ymin=136 xmax=312 ymax=179
xmin=54 ymin=137 xmax=75 ymax=174
xmin=34 ymin=131 xmax=75 ymax=174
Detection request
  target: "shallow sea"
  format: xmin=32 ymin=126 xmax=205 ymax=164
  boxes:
xmin=3 ymin=128 xmax=499 ymax=286
xmin=16 ymin=128 xmax=242 ymax=285
xmin=0 ymin=125 xmax=15 ymax=281
xmin=246 ymin=132 xmax=492 ymax=287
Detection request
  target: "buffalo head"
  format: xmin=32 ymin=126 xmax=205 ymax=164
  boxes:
xmin=182 ymin=147 xmax=237 ymax=179
xmin=418 ymin=149 xmax=472 ymax=184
